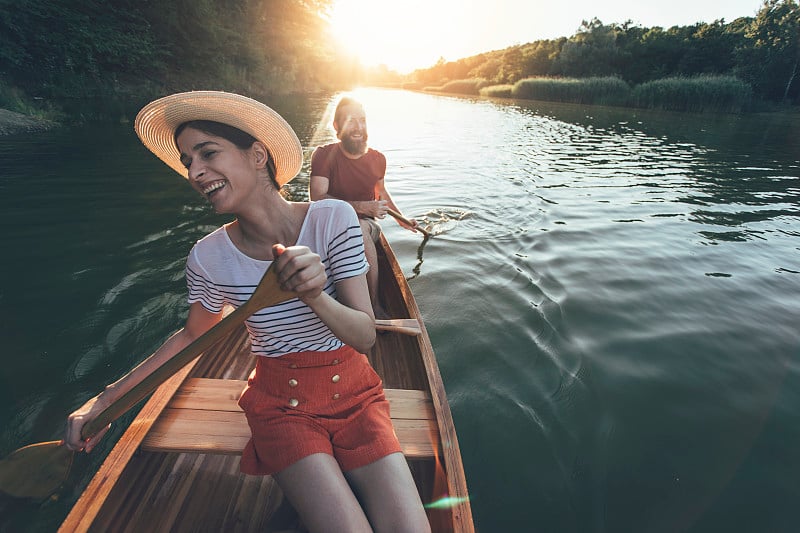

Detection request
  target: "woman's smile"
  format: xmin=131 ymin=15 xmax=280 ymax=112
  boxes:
xmin=202 ymin=179 xmax=227 ymax=197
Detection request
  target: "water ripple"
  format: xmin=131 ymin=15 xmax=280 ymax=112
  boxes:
xmin=3 ymin=89 xmax=799 ymax=533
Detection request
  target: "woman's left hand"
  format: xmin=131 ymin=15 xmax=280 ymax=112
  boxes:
xmin=272 ymin=244 xmax=326 ymax=302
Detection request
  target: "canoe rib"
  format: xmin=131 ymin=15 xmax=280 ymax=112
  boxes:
xmin=59 ymin=235 xmax=473 ymax=532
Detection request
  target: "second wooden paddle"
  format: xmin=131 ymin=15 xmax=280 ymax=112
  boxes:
xmin=387 ymin=208 xmax=431 ymax=237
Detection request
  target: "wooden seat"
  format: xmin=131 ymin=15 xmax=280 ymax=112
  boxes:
xmin=141 ymin=378 xmax=440 ymax=458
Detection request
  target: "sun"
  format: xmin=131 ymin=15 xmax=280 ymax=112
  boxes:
xmin=328 ymin=0 xmax=471 ymax=74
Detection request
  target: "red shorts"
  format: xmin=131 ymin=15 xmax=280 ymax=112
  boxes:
xmin=238 ymin=345 xmax=402 ymax=475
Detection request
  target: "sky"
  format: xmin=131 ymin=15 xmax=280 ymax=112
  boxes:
xmin=329 ymin=0 xmax=766 ymax=73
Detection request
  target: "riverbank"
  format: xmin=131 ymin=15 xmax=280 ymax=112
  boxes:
xmin=418 ymin=76 xmax=767 ymax=114
xmin=0 ymin=108 xmax=58 ymax=135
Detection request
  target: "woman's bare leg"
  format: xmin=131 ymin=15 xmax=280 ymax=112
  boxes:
xmin=274 ymin=453 xmax=372 ymax=533
xmin=345 ymin=452 xmax=431 ymax=533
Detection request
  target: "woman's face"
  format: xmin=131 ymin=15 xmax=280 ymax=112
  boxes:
xmin=176 ymin=127 xmax=260 ymax=213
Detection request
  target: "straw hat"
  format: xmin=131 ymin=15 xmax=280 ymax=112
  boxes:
xmin=135 ymin=91 xmax=302 ymax=187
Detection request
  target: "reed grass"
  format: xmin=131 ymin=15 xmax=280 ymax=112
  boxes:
xmin=511 ymin=76 xmax=631 ymax=106
xmin=631 ymin=75 xmax=752 ymax=113
xmin=462 ymin=75 xmax=753 ymax=113
xmin=424 ymin=78 xmax=490 ymax=95
xmin=479 ymin=84 xmax=514 ymax=98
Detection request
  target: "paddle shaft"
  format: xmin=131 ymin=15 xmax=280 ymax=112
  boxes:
xmin=82 ymin=263 xmax=295 ymax=439
xmin=387 ymin=208 xmax=431 ymax=237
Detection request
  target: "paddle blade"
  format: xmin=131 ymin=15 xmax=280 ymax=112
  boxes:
xmin=0 ymin=441 xmax=73 ymax=499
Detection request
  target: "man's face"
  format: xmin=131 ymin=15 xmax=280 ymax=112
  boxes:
xmin=336 ymin=104 xmax=368 ymax=155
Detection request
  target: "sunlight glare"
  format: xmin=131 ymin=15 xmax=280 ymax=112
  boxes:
xmin=329 ymin=0 xmax=767 ymax=74
xmin=329 ymin=0 xmax=485 ymax=73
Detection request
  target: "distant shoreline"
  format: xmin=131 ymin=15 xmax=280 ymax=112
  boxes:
xmin=0 ymin=108 xmax=58 ymax=135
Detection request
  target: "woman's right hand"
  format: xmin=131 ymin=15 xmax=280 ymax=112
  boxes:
xmin=273 ymin=244 xmax=327 ymax=303
xmin=65 ymin=395 xmax=111 ymax=452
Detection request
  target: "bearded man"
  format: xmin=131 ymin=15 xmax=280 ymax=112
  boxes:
xmin=310 ymin=97 xmax=420 ymax=317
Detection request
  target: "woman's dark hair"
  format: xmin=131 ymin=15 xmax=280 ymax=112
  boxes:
xmin=174 ymin=120 xmax=278 ymax=188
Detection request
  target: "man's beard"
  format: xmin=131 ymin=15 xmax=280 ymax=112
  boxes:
xmin=341 ymin=135 xmax=367 ymax=156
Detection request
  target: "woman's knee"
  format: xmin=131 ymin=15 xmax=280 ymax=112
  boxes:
xmin=345 ymin=454 xmax=431 ymax=532
xmin=275 ymin=454 xmax=372 ymax=532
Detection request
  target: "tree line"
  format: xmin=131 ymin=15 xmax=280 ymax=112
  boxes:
xmin=0 ymin=0 xmax=797 ymax=117
xmin=0 ymin=0 xmax=349 ymax=111
xmin=408 ymin=0 xmax=799 ymax=106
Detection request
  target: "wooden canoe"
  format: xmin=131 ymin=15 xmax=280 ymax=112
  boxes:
xmin=59 ymin=233 xmax=473 ymax=532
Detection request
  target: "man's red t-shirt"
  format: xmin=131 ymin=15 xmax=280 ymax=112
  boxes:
xmin=311 ymin=143 xmax=386 ymax=202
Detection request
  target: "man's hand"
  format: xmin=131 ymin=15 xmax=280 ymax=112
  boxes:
xmin=399 ymin=217 xmax=420 ymax=232
xmin=362 ymin=199 xmax=389 ymax=219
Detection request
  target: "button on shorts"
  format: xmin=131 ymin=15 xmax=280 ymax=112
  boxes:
xmin=238 ymin=345 xmax=402 ymax=475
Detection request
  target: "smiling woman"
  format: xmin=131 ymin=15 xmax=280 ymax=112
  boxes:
xmin=328 ymin=0 xmax=475 ymax=73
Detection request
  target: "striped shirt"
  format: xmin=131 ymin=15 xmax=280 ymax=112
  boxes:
xmin=185 ymin=199 xmax=369 ymax=357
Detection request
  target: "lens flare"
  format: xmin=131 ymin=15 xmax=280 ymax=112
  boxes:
xmin=424 ymin=495 xmax=470 ymax=510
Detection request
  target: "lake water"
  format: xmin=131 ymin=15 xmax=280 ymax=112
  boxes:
xmin=0 ymin=88 xmax=798 ymax=532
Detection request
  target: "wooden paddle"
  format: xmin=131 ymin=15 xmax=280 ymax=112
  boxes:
xmin=387 ymin=208 xmax=431 ymax=238
xmin=0 ymin=260 xmax=297 ymax=500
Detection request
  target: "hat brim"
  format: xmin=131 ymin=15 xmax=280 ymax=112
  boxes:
xmin=134 ymin=91 xmax=302 ymax=187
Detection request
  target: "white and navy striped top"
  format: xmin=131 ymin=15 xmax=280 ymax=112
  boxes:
xmin=185 ymin=199 xmax=369 ymax=357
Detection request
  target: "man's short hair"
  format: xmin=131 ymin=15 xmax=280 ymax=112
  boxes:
xmin=334 ymin=97 xmax=362 ymax=129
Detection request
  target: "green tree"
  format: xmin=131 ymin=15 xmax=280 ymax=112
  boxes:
xmin=678 ymin=21 xmax=743 ymax=76
xmin=521 ymin=39 xmax=564 ymax=78
xmin=497 ymin=46 xmax=525 ymax=83
xmin=554 ymin=18 xmax=622 ymax=77
xmin=469 ymin=56 xmax=502 ymax=82
xmin=0 ymin=0 xmax=341 ymax=106
xmin=737 ymin=0 xmax=800 ymax=102
xmin=0 ymin=0 xmax=158 ymax=96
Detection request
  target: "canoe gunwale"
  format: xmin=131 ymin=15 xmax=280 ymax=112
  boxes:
xmin=377 ymin=234 xmax=474 ymax=531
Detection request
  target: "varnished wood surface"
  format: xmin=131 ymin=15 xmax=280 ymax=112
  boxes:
xmin=141 ymin=380 xmax=439 ymax=457
xmin=377 ymin=235 xmax=474 ymax=532
xmin=59 ymin=237 xmax=473 ymax=532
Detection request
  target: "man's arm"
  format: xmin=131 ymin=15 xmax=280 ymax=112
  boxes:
xmin=375 ymin=178 xmax=419 ymax=231
xmin=310 ymin=173 xmax=388 ymax=219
